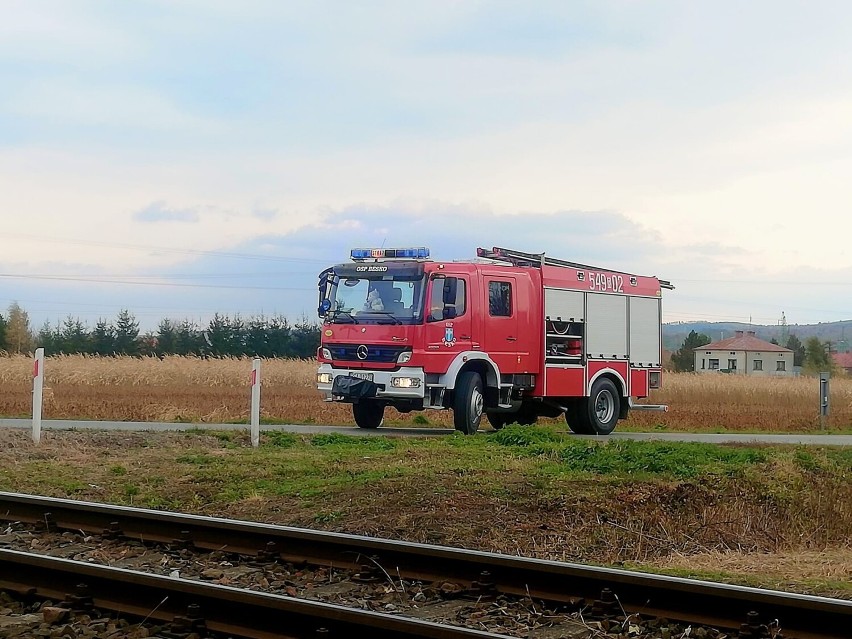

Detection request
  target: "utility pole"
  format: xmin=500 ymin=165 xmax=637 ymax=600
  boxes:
xmin=778 ymin=311 xmax=789 ymax=345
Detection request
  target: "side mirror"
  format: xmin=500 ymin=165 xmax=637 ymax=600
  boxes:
xmin=442 ymin=277 xmax=457 ymax=305
xmin=317 ymin=268 xmax=334 ymax=317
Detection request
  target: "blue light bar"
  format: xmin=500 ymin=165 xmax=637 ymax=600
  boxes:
xmin=350 ymin=247 xmax=430 ymax=260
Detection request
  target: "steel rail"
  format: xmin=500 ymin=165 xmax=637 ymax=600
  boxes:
xmin=0 ymin=549 xmax=511 ymax=639
xmin=2 ymin=492 xmax=850 ymax=638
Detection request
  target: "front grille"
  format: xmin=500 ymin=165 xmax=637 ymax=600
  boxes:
xmin=327 ymin=344 xmax=408 ymax=363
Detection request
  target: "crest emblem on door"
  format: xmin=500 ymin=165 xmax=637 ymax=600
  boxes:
xmin=442 ymin=324 xmax=456 ymax=347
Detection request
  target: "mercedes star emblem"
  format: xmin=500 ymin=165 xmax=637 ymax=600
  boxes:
xmin=356 ymin=345 xmax=369 ymax=360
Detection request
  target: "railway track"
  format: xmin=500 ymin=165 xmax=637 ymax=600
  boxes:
xmin=1 ymin=549 xmax=507 ymax=638
xmin=1 ymin=491 xmax=850 ymax=638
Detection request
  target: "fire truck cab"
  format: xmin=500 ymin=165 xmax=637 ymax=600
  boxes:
xmin=316 ymin=246 xmax=672 ymax=435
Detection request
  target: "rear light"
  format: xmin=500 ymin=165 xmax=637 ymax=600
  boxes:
xmin=649 ymin=371 xmax=661 ymax=389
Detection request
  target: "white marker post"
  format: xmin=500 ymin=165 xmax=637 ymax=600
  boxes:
xmin=250 ymin=358 xmax=261 ymax=447
xmin=32 ymin=347 xmax=45 ymax=444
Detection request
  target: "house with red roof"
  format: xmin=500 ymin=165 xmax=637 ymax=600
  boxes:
xmin=694 ymin=330 xmax=794 ymax=376
xmin=832 ymin=352 xmax=852 ymax=375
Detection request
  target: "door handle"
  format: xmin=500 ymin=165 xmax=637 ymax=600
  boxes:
xmin=506 ymin=336 xmax=517 ymax=341
xmin=459 ymin=335 xmax=471 ymax=340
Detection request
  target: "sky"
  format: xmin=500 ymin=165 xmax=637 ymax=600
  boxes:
xmin=2 ymin=1 xmax=852 ymax=333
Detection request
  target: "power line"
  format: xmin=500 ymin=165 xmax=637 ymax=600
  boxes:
xmin=0 ymin=232 xmax=332 ymax=265
xmin=0 ymin=273 xmax=315 ymax=291
xmin=1 ymin=271 xmax=319 ymax=280
xmin=677 ymin=278 xmax=852 ymax=286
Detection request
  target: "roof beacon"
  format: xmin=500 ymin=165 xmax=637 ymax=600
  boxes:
xmin=350 ymin=247 xmax=430 ymax=261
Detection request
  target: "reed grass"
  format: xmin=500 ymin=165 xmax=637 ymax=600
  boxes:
xmin=0 ymin=355 xmax=849 ymax=431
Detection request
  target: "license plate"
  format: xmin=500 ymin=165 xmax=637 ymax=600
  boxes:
xmin=350 ymin=372 xmax=374 ymax=381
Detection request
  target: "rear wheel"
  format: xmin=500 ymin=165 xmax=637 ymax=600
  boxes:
xmin=353 ymin=402 xmax=384 ymax=429
xmin=454 ymin=372 xmax=484 ymax=435
xmin=577 ymin=378 xmax=620 ymax=435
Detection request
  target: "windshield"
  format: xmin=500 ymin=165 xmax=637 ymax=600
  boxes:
xmin=328 ymin=275 xmax=425 ymax=325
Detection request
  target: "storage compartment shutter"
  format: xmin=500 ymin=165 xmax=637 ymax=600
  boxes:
xmin=544 ymin=288 xmax=584 ymax=321
xmin=629 ymin=297 xmax=661 ymax=367
xmin=587 ymin=293 xmax=627 ymax=359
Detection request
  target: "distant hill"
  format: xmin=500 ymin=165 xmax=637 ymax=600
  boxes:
xmin=663 ymin=320 xmax=852 ymax=352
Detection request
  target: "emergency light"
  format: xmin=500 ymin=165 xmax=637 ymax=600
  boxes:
xmin=350 ymin=247 xmax=430 ymax=260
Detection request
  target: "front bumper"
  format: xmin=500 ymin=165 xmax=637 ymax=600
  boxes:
xmin=317 ymin=364 xmax=426 ymax=401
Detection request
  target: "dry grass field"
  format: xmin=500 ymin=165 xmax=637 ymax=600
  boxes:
xmin=1 ymin=354 xmax=850 ymax=431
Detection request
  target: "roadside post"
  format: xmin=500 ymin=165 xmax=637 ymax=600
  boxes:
xmin=32 ymin=348 xmax=45 ymax=444
xmin=251 ymin=358 xmax=261 ymax=447
xmin=819 ymin=371 xmax=830 ymax=431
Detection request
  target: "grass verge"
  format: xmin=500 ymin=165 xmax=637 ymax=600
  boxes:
xmin=1 ymin=425 xmax=850 ymax=598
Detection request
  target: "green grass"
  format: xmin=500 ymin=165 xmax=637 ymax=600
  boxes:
xmin=488 ymin=425 xmax=767 ymax=479
xmin=5 ymin=425 xmax=850 ymax=520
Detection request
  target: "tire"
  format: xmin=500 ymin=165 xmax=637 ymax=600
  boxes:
xmin=453 ymin=372 xmax=484 ymax=435
xmin=564 ymin=400 xmax=592 ymax=434
xmin=486 ymin=411 xmax=508 ymax=430
xmin=353 ymin=402 xmax=384 ymax=429
xmin=577 ymin=378 xmax=620 ymax=435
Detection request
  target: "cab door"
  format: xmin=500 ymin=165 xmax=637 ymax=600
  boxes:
xmin=480 ymin=275 xmax=521 ymax=373
xmin=423 ymin=274 xmax=473 ymax=370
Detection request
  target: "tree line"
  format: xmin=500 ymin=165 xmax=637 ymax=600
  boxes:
xmin=671 ymin=330 xmax=839 ymax=374
xmin=0 ymin=302 xmax=321 ymax=359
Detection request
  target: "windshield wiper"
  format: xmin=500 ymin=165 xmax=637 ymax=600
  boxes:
xmin=362 ymin=311 xmax=403 ymax=325
xmin=330 ymin=309 xmax=359 ymax=324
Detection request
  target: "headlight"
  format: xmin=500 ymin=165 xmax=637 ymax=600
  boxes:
xmin=397 ymin=351 xmax=412 ymax=364
xmin=391 ymin=377 xmax=421 ymax=388
xmin=321 ymin=348 xmax=332 ymax=360
xmin=317 ymin=373 xmax=333 ymax=384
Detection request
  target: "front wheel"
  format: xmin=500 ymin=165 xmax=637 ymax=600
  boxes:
xmin=454 ymin=372 xmax=484 ymax=435
xmin=577 ymin=378 xmax=620 ymax=435
xmin=353 ymin=402 xmax=384 ymax=429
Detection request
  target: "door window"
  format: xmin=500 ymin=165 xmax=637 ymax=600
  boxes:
xmin=488 ymin=281 xmax=512 ymax=317
xmin=427 ymin=277 xmax=466 ymax=322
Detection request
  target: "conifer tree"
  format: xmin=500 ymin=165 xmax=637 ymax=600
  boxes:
xmin=4 ymin=302 xmax=33 ymax=354
xmin=671 ymin=330 xmax=711 ymax=372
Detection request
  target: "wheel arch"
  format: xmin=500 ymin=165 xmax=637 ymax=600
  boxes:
xmin=588 ymin=368 xmax=627 ymax=399
xmin=439 ymin=352 xmax=500 ymax=390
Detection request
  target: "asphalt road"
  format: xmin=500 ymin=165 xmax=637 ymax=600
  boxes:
xmin=2 ymin=418 xmax=851 ymax=445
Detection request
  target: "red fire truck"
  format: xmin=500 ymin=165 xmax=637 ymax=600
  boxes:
xmin=316 ymin=246 xmax=672 ymax=435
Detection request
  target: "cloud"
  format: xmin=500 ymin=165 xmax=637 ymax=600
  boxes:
xmin=133 ymin=201 xmax=200 ymax=223
xmin=249 ymin=200 xmax=664 ymax=272
xmin=252 ymin=206 xmax=278 ymax=221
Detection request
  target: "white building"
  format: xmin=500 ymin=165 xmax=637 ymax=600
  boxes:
xmin=694 ymin=330 xmax=794 ymax=376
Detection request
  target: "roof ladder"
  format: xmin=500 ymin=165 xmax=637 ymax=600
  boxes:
xmin=476 ymin=246 xmax=674 ymax=289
